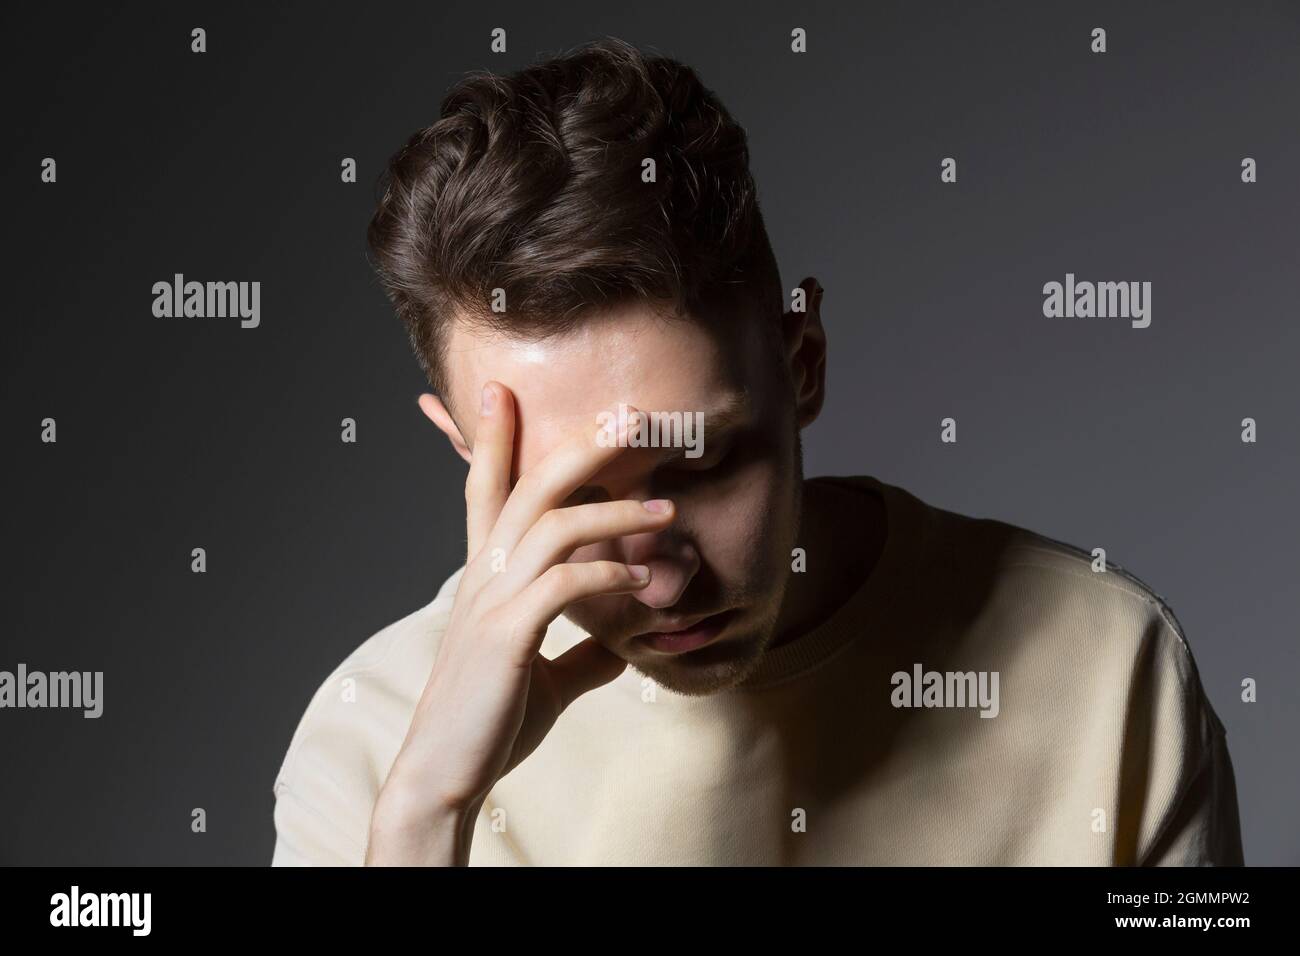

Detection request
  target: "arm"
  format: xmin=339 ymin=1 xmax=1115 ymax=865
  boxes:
xmin=365 ymin=381 xmax=668 ymax=865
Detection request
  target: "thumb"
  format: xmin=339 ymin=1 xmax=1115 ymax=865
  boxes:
xmin=544 ymin=637 xmax=628 ymax=711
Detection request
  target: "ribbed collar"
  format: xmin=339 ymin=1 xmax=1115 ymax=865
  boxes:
xmin=733 ymin=474 xmax=927 ymax=691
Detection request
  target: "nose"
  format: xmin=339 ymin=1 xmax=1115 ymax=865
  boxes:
xmin=617 ymin=528 xmax=700 ymax=609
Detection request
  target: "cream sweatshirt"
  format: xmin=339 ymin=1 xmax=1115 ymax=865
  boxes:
xmin=271 ymin=474 xmax=1243 ymax=865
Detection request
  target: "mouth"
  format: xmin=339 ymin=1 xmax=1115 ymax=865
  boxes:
xmin=631 ymin=609 xmax=735 ymax=655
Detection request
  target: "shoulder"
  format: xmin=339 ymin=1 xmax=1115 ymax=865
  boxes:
xmin=270 ymin=566 xmax=467 ymax=865
xmin=908 ymin=493 xmax=1241 ymax=861
xmin=933 ymin=499 xmax=1201 ymax=665
xmin=879 ymin=480 xmax=1228 ymax=734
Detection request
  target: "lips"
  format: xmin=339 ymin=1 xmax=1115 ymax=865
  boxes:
xmin=632 ymin=609 xmax=734 ymax=655
xmin=653 ymin=613 xmax=715 ymax=634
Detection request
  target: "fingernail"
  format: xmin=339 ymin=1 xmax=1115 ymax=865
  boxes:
xmin=643 ymin=499 xmax=672 ymax=514
xmin=628 ymin=564 xmax=651 ymax=583
xmin=481 ymin=383 xmax=496 ymax=415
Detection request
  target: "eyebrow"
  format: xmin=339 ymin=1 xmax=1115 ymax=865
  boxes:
xmin=560 ymin=401 xmax=748 ymax=499
xmin=462 ymin=395 xmax=752 ymax=487
xmin=645 ymin=400 xmax=748 ymax=465
xmin=461 ymin=394 xmax=750 ymax=445
xmin=698 ymin=397 xmax=750 ymax=434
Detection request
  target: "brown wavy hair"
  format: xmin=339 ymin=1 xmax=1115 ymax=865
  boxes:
xmin=366 ymin=36 xmax=783 ymax=398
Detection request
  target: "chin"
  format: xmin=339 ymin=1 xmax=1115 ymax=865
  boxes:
xmin=625 ymin=630 xmax=767 ymax=697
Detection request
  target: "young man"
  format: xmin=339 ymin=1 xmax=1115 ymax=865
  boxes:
xmin=271 ymin=38 xmax=1243 ymax=866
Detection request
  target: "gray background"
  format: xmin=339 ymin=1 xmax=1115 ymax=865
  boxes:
xmin=3 ymin=1 xmax=1296 ymax=865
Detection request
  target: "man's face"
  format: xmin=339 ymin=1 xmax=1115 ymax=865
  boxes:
xmin=440 ymin=302 xmax=803 ymax=695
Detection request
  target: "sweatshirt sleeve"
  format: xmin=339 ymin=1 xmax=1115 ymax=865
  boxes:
xmin=1130 ymin=619 xmax=1244 ymax=867
xmin=271 ymin=777 xmax=369 ymax=866
xmin=1137 ymin=714 xmax=1245 ymax=866
xmin=268 ymin=576 xmax=466 ymax=867
xmin=268 ymin=662 xmax=384 ymax=868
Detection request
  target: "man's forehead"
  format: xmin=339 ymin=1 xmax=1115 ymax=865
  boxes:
xmin=443 ymin=307 xmax=750 ymax=467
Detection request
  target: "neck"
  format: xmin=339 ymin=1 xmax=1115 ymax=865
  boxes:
xmin=768 ymin=477 xmax=887 ymax=650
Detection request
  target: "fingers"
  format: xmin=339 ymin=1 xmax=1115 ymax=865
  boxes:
xmin=491 ymin=497 xmax=675 ymax=597
xmin=498 ymin=560 xmax=651 ymax=660
xmin=541 ymin=636 xmax=628 ymax=712
xmin=484 ymin=407 xmax=642 ymax=561
xmin=464 ymin=381 xmax=516 ymax=562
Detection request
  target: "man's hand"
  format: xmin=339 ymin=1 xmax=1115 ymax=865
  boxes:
xmin=365 ymin=381 xmax=672 ymax=865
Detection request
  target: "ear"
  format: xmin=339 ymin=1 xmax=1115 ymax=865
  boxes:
xmin=782 ymin=276 xmax=828 ymax=429
xmin=418 ymin=393 xmax=472 ymax=464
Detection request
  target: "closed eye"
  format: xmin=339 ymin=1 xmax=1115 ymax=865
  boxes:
xmin=667 ymin=442 xmax=733 ymax=472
